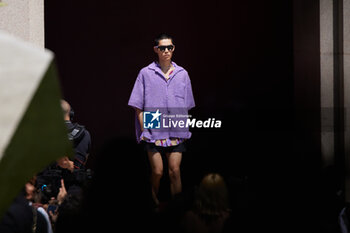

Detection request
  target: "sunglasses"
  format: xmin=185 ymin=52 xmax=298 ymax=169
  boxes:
xmin=156 ymin=45 xmax=174 ymax=52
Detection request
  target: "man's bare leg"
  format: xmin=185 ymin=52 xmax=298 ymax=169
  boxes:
xmin=166 ymin=152 xmax=182 ymax=197
xmin=147 ymin=151 xmax=163 ymax=206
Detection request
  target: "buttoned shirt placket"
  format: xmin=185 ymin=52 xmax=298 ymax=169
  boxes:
xmin=154 ymin=67 xmax=177 ymax=115
xmin=153 ymin=68 xmax=178 ymax=142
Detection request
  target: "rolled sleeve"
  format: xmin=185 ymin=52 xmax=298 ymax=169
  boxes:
xmin=128 ymin=72 xmax=144 ymax=110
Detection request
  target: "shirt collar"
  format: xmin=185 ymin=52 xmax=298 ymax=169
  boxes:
xmin=148 ymin=61 xmax=184 ymax=74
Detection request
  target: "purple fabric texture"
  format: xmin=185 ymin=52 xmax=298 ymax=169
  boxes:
xmin=128 ymin=61 xmax=195 ymax=144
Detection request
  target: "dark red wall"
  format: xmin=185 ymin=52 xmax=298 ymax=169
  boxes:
xmin=44 ymin=1 xmax=307 ymax=231
xmin=44 ymin=1 xmax=343 ymax=232
xmin=45 ymin=0 xmax=293 ymax=168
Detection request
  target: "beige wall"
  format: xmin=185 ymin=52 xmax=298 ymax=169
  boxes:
xmin=320 ymin=0 xmax=350 ymax=201
xmin=320 ymin=0 xmax=335 ymax=167
xmin=0 ymin=0 xmax=44 ymax=48
xmin=343 ymin=0 xmax=350 ymax=201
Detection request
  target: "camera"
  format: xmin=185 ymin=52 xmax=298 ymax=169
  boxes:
xmin=36 ymin=167 xmax=93 ymax=203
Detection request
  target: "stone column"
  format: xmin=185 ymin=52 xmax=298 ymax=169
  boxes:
xmin=320 ymin=0 xmax=335 ymax=167
xmin=0 ymin=0 xmax=44 ymax=47
xmin=343 ymin=0 xmax=350 ymax=201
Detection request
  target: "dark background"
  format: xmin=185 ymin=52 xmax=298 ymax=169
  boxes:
xmin=44 ymin=1 xmax=338 ymax=232
xmin=45 ymin=0 xmax=293 ymax=173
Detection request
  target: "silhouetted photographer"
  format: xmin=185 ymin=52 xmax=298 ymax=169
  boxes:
xmin=61 ymin=100 xmax=91 ymax=170
xmin=36 ymin=157 xmax=92 ymax=204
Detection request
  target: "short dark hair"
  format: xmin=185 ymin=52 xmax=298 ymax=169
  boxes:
xmin=154 ymin=33 xmax=174 ymax=46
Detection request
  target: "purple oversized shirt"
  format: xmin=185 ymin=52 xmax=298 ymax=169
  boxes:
xmin=128 ymin=61 xmax=195 ymax=143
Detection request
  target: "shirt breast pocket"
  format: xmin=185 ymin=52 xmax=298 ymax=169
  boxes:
xmin=174 ymin=91 xmax=185 ymax=106
xmin=172 ymin=81 xmax=186 ymax=107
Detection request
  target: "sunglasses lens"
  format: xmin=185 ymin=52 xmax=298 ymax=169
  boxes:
xmin=158 ymin=45 xmax=173 ymax=51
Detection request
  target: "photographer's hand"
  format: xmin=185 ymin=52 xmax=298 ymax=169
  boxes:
xmin=49 ymin=209 xmax=58 ymax=223
xmin=57 ymin=179 xmax=67 ymax=205
xmin=57 ymin=156 xmax=74 ymax=172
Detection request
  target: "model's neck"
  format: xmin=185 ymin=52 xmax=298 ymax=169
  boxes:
xmin=158 ymin=60 xmax=172 ymax=71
